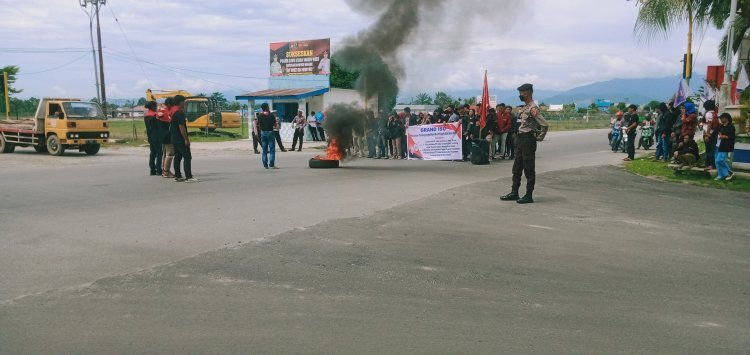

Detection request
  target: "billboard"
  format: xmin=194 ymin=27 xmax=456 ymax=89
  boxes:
xmin=270 ymin=38 xmax=331 ymax=77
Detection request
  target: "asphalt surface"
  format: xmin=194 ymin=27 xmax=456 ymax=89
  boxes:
xmin=1 ymin=129 xmax=748 ymax=354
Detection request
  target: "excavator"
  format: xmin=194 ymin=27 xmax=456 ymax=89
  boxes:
xmin=146 ymin=89 xmax=240 ymax=130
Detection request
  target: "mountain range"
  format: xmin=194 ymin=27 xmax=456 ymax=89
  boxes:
xmin=216 ymin=75 xmax=703 ymax=108
xmin=424 ymin=75 xmax=706 ymax=107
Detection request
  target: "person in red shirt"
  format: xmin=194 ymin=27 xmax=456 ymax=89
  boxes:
xmin=144 ymin=101 xmax=161 ymax=175
xmin=156 ymin=97 xmax=175 ymax=178
xmin=495 ymin=104 xmax=511 ymax=159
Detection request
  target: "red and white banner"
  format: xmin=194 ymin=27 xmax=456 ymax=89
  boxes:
xmin=406 ymin=122 xmax=463 ymax=161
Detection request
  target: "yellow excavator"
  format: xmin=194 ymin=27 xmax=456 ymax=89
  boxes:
xmin=146 ymin=89 xmax=240 ymax=130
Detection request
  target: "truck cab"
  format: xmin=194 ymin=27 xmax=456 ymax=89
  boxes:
xmin=40 ymin=99 xmax=110 ymax=155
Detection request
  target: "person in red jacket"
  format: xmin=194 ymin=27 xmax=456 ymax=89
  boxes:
xmin=681 ymin=101 xmax=698 ymax=139
xmin=495 ymin=104 xmax=511 ymax=159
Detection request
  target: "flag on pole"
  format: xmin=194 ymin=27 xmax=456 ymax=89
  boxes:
xmin=672 ymin=79 xmax=693 ymax=107
xmin=479 ymin=70 xmax=489 ymax=131
xmin=702 ymin=80 xmax=715 ymax=102
xmin=738 ymin=66 xmax=750 ymax=91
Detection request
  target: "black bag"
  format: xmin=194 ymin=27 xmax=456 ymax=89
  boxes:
xmin=470 ymin=139 xmax=489 ymax=165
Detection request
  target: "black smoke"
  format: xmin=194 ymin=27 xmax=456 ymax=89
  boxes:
xmin=335 ymin=0 xmax=523 ymax=109
xmin=323 ymin=103 xmax=366 ymax=154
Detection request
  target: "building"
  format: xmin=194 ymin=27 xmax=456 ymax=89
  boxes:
xmin=115 ymin=105 xmax=145 ymax=118
xmin=236 ymin=38 xmax=376 ymax=128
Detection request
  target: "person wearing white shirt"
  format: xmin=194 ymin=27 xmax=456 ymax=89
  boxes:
xmin=307 ymin=111 xmax=319 ymax=141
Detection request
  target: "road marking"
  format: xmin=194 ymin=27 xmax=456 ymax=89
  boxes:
xmin=695 ymin=322 xmax=722 ymax=328
xmin=525 ymin=224 xmax=555 ymax=230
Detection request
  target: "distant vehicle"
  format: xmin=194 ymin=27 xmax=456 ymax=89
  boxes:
xmin=0 ymin=98 xmax=109 ymax=156
xmin=146 ymin=89 xmax=240 ymax=131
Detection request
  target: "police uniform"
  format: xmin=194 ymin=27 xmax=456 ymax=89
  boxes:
xmin=501 ymin=84 xmax=549 ymax=204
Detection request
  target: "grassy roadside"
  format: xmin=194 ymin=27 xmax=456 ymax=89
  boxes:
xmin=105 ymin=120 xmax=248 ymax=146
xmin=547 ymin=119 xmax=611 ymax=131
xmin=624 ymin=155 xmax=750 ymax=193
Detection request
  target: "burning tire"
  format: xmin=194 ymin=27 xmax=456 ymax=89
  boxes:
xmin=309 ymin=158 xmax=339 ymax=169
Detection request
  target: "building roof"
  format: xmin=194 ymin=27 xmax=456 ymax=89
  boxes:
xmin=116 ymin=105 xmax=146 ymax=112
xmin=236 ymin=88 xmax=330 ymax=101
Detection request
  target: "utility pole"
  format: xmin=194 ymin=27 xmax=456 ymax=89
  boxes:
xmin=80 ymin=1 xmax=101 ymax=104
xmin=685 ymin=4 xmax=694 ymax=85
xmin=721 ymin=0 xmax=739 ymax=110
xmin=80 ymin=0 xmax=107 ymax=116
xmin=3 ymin=71 xmax=10 ymax=119
xmin=95 ymin=1 xmax=107 ymax=117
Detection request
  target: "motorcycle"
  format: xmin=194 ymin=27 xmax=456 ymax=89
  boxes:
xmin=620 ymin=126 xmax=629 ymax=153
xmin=610 ymin=124 xmax=622 ymax=152
xmin=640 ymin=125 xmax=654 ymax=150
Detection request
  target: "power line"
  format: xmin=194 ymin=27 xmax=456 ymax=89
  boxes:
xmin=16 ymin=53 xmax=90 ymax=75
xmin=104 ymin=50 xmax=250 ymax=92
xmin=106 ymin=3 xmax=152 ymax=86
xmin=104 ymin=48 xmax=329 ymax=83
xmin=0 ymin=48 xmax=89 ymax=53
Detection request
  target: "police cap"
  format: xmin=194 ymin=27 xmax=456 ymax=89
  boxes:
xmin=517 ymin=83 xmax=533 ymax=92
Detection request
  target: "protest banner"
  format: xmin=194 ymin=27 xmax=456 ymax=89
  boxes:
xmin=406 ymin=122 xmax=463 ymax=161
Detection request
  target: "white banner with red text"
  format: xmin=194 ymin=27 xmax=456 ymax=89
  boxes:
xmin=406 ymin=122 xmax=463 ymax=161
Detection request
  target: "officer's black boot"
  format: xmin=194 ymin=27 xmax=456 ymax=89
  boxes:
xmin=500 ymin=189 xmax=519 ymax=201
xmin=517 ymin=192 xmax=534 ymax=204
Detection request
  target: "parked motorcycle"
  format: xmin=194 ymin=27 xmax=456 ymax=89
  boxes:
xmin=620 ymin=127 xmax=629 ymax=153
xmin=610 ymin=124 xmax=622 ymax=152
xmin=640 ymin=126 xmax=654 ymax=150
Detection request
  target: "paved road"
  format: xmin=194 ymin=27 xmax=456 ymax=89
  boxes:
xmin=2 ymin=129 xmax=748 ymax=353
xmin=0 ymin=129 xmax=618 ymax=303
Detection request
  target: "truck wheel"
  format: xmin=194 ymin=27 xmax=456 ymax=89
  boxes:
xmin=34 ymin=145 xmax=48 ymax=153
xmin=0 ymin=134 xmax=15 ymax=153
xmin=46 ymin=135 xmax=65 ymax=156
xmin=83 ymin=144 xmax=100 ymax=155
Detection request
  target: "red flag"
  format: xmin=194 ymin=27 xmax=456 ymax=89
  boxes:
xmin=479 ymin=70 xmax=489 ymax=131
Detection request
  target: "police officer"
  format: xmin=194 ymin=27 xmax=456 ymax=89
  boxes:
xmin=500 ymin=83 xmax=549 ymax=204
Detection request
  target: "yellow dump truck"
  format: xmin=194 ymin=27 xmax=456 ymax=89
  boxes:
xmin=0 ymin=98 xmax=109 ymax=156
xmin=146 ymin=89 xmax=240 ymax=130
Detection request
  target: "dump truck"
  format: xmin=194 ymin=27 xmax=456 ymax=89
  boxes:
xmin=146 ymin=89 xmax=241 ymax=130
xmin=0 ymin=98 xmax=109 ymax=156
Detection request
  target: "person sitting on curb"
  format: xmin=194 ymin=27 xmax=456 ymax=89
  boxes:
xmin=673 ymin=134 xmax=699 ymax=169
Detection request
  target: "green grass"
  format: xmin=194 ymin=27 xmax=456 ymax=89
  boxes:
xmin=106 ymin=119 xmax=249 ymax=146
xmin=548 ymin=120 xmax=611 ymax=131
xmin=625 ymin=156 xmax=750 ymax=193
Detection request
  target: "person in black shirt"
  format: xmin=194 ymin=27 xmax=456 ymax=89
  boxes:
xmin=622 ymin=104 xmax=639 ymax=161
xmin=715 ymin=113 xmax=736 ymax=180
xmin=258 ymin=103 xmax=278 ymax=169
xmin=170 ymin=95 xmax=196 ymax=182
xmin=143 ymin=101 xmax=162 ymax=176
xmin=482 ymin=108 xmax=498 ymax=159
xmin=673 ymin=134 xmax=699 ymax=168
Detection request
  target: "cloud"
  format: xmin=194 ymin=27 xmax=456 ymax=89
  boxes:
xmin=51 ymin=85 xmax=67 ymax=96
xmin=1 ymin=0 xmax=727 ymax=99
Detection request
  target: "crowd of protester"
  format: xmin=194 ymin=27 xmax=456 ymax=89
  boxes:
xmin=609 ymin=99 xmax=737 ymax=181
xmin=352 ymin=104 xmax=521 ymax=161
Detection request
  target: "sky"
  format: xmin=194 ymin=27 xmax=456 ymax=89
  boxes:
xmin=0 ymin=0 xmax=727 ymax=101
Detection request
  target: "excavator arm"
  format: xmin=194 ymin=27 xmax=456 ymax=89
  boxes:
xmin=146 ymin=89 xmax=195 ymax=102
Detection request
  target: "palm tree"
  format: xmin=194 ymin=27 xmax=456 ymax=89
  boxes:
xmin=634 ymin=0 xmax=720 ymax=84
xmin=634 ymin=0 xmax=750 ymax=68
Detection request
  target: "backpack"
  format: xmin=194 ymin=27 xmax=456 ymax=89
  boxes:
xmin=156 ymin=105 xmax=171 ymax=123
